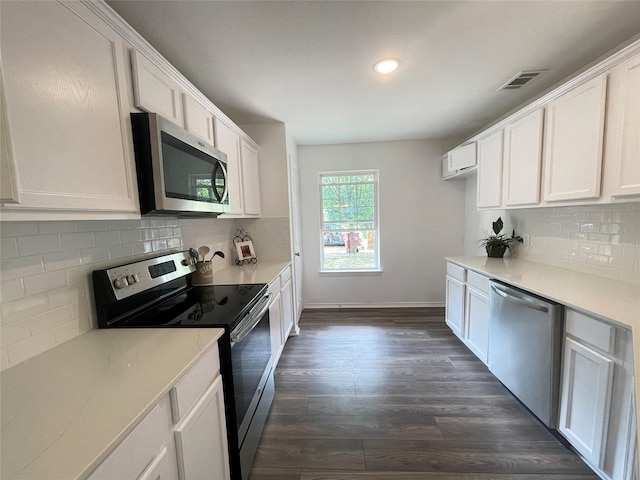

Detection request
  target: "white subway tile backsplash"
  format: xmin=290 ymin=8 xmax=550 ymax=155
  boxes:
xmin=510 ymin=202 xmax=639 ymax=286
xmin=0 ymin=279 xmax=24 ymax=303
xmin=61 ymin=232 xmax=95 ymax=251
xmin=80 ymin=246 xmax=111 ymax=264
xmin=109 ymin=243 xmax=134 ymax=259
xmin=38 ymin=221 xmax=78 ymax=234
xmin=24 ymin=271 xmax=66 ymax=296
xmin=18 ymin=234 xmax=62 ymax=256
xmin=1 ymin=237 xmax=19 ymax=258
xmin=0 ymin=222 xmax=38 ymax=237
xmin=43 ymin=252 xmax=82 ymax=272
xmin=77 ymin=220 xmax=107 ymax=232
xmin=120 ymin=229 xmax=142 ymax=243
xmin=94 ymin=230 xmax=121 ymax=246
xmin=107 ymin=220 xmax=130 ymax=230
xmin=1 ymin=214 xmax=287 ymax=370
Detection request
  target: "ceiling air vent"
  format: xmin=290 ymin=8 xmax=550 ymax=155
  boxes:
xmin=498 ymin=70 xmax=547 ymax=91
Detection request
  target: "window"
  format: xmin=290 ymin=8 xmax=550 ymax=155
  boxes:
xmin=320 ymin=171 xmax=379 ymax=271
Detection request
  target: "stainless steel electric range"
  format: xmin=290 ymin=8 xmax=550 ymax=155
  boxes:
xmin=92 ymin=251 xmax=274 ymax=480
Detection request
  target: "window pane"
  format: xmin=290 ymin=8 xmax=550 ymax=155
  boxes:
xmin=320 ymin=172 xmax=378 ymax=271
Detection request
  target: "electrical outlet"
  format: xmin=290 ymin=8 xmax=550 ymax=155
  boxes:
xmin=523 ymin=234 xmax=530 ymax=247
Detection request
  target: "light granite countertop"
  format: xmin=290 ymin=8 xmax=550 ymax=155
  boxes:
xmin=208 ymin=260 xmax=291 ymax=286
xmin=0 ymin=328 xmax=224 ymax=480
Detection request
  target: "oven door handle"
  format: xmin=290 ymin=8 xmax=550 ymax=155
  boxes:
xmin=230 ymin=292 xmax=271 ymax=343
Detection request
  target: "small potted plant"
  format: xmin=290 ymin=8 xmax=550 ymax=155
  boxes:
xmin=479 ymin=217 xmax=523 ymax=258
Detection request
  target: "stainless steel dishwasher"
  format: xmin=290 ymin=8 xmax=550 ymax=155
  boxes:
xmin=489 ymin=280 xmax=564 ymax=429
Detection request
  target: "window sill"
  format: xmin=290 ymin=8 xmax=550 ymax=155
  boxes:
xmin=318 ymin=269 xmax=383 ymax=277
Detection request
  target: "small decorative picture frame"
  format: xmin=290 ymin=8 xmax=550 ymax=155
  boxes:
xmin=236 ymin=240 xmax=256 ymax=260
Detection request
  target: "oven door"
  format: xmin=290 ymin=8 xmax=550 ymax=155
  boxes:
xmin=229 ymin=292 xmax=273 ymax=446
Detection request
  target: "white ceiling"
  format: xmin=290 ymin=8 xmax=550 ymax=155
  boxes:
xmin=106 ymin=1 xmax=640 ymax=146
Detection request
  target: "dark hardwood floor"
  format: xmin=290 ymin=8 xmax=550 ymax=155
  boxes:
xmin=249 ymin=308 xmax=597 ymax=480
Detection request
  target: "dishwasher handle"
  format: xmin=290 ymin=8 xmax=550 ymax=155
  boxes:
xmin=491 ymin=283 xmax=549 ymax=313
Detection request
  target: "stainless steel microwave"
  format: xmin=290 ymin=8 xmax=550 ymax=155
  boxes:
xmin=130 ymin=112 xmax=230 ymax=216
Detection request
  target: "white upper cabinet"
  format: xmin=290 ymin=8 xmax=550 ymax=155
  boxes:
xmin=476 ymin=130 xmax=503 ymax=209
xmin=240 ymin=139 xmax=261 ymax=216
xmin=502 ymin=109 xmax=544 ymax=206
xmin=1 ymin=1 xmax=138 ymax=219
xmin=448 ymin=143 xmax=477 ymax=171
xmin=607 ymin=52 xmax=640 ymax=197
xmin=215 ymin=118 xmax=244 ymax=215
xmin=543 ymin=75 xmax=607 ymax=202
xmin=131 ymin=49 xmax=185 ymax=127
xmin=183 ymin=94 xmax=215 ymax=146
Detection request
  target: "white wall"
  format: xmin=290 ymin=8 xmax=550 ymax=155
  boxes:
xmin=299 ymin=140 xmax=465 ymax=308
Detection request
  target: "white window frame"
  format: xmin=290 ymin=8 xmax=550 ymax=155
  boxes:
xmin=318 ymin=170 xmax=381 ymax=274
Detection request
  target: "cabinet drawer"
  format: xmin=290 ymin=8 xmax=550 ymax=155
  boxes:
xmin=566 ymin=309 xmax=616 ymax=355
xmin=268 ymin=277 xmax=281 ymax=298
xmin=466 ymin=270 xmax=489 ymax=293
xmin=280 ymin=265 xmax=292 ymax=285
xmin=171 ymin=343 xmax=220 ymax=422
xmin=446 ymin=262 xmax=466 ymax=282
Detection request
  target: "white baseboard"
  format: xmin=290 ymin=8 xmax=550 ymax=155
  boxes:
xmin=302 ymin=302 xmax=445 ymax=309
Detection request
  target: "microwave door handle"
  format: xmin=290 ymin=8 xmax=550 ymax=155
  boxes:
xmin=211 ymin=161 xmax=227 ymax=203
xmin=220 ymin=162 xmax=228 ymax=203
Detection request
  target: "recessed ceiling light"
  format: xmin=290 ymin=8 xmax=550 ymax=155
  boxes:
xmin=373 ymin=58 xmax=400 ymax=74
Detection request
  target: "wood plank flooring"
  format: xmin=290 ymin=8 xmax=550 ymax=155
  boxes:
xmin=249 ymin=308 xmax=597 ymax=480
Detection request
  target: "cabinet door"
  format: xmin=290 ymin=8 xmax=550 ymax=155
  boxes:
xmin=445 ymin=275 xmax=465 ymax=339
xmin=215 ymin=118 xmax=244 ymax=214
xmin=281 ymin=278 xmax=294 ymax=342
xmin=240 ymin=139 xmax=261 ymax=216
xmin=183 ymin=94 xmax=214 ymax=146
xmin=503 ymin=109 xmax=544 ymax=206
xmin=476 ymin=130 xmax=503 ymax=209
xmin=174 ymin=375 xmax=230 ymax=480
xmin=269 ymin=290 xmax=283 ymax=364
xmin=559 ymin=337 xmax=614 ymax=467
xmin=88 ymin=396 xmax=178 ymax=480
xmin=448 ymin=143 xmax=476 ymax=171
xmin=464 ymin=286 xmax=490 ymax=365
xmin=1 ymin=1 xmax=137 ymax=213
xmin=609 ymin=53 xmax=640 ymax=197
xmin=543 ymin=75 xmax=607 ymax=202
xmin=131 ymin=49 xmax=184 ymax=127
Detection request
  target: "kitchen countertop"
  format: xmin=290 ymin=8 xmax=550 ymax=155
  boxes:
xmin=446 ymin=256 xmax=639 ymax=329
xmin=208 ymin=260 xmax=291 ymax=286
xmin=0 ymin=328 xmax=224 ymax=480
xmin=446 ymin=256 xmax=640 ymax=447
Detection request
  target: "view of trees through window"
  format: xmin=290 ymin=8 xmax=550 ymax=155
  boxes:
xmin=320 ymin=172 xmax=379 ymax=270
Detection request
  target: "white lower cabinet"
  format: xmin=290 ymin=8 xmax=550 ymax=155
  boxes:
xmin=445 ymin=263 xmax=466 ymax=339
xmin=445 ymin=262 xmax=490 ymax=366
xmin=464 ymin=271 xmax=490 ymax=364
xmin=87 ymin=395 xmax=179 ymax=480
xmin=269 ymin=265 xmax=295 ymax=367
xmin=174 ymin=376 xmax=230 ymax=480
xmin=87 ymin=342 xmax=230 ymax=480
xmin=559 ymin=309 xmax=637 ymax=480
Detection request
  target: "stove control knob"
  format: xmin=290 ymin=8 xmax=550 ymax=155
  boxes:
xmin=113 ymin=277 xmax=128 ymax=289
xmin=126 ymin=274 xmax=138 ymax=285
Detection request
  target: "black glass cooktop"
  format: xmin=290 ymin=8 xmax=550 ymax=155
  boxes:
xmin=111 ymin=283 xmax=267 ymax=330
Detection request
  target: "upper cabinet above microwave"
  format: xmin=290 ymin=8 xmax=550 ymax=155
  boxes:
xmin=0 ymin=1 xmax=139 ymax=220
